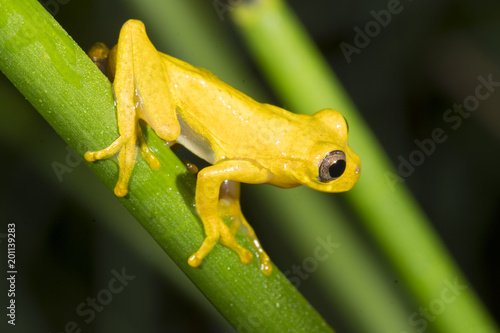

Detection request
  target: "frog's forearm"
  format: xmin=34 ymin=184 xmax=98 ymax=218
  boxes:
xmin=189 ymin=160 xmax=273 ymax=270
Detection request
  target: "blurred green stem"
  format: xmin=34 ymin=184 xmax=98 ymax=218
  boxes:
xmin=232 ymin=1 xmax=498 ymax=332
xmin=0 ymin=0 xmax=335 ymax=331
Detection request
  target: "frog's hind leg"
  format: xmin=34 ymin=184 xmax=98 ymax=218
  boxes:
xmin=137 ymin=124 xmax=160 ymax=171
xmin=219 ymin=180 xmax=272 ymax=275
xmin=87 ymin=42 xmax=111 ymax=78
xmin=84 ymin=24 xmax=141 ymax=197
xmin=85 ymin=20 xmax=180 ymax=197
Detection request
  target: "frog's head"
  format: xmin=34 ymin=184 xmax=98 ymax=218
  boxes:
xmin=297 ymin=109 xmax=361 ymax=193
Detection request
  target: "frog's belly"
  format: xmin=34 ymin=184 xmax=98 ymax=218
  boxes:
xmin=175 ymin=109 xmax=217 ymax=164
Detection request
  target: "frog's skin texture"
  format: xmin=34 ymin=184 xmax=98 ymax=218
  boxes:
xmin=85 ymin=20 xmax=361 ymax=275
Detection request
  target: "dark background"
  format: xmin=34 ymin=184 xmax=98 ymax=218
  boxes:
xmin=0 ymin=0 xmax=499 ymax=332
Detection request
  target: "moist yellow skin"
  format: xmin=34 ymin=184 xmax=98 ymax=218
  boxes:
xmin=85 ymin=20 xmax=361 ymax=275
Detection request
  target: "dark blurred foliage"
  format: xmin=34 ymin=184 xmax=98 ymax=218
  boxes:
xmin=0 ymin=0 xmax=499 ymax=332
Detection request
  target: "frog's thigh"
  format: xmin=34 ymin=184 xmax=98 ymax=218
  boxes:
xmin=119 ymin=20 xmax=180 ymax=142
xmin=85 ymin=38 xmax=137 ymax=197
xmin=219 ymin=180 xmax=273 ymax=275
xmin=189 ymin=160 xmax=273 ymax=268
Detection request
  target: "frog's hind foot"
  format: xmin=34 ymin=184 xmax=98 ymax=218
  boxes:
xmin=87 ymin=42 xmax=111 ymax=79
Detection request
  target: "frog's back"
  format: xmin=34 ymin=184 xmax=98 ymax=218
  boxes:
xmin=161 ymin=53 xmax=325 ymax=165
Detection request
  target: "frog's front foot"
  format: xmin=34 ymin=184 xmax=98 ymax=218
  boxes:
xmin=187 ymin=235 xmax=220 ymax=268
xmin=219 ymin=231 xmax=254 ymax=265
xmin=251 ymin=239 xmax=272 ymax=276
xmin=218 ymin=199 xmax=273 ymax=275
xmin=188 ymin=225 xmax=253 ymax=268
xmin=85 ymin=131 xmax=160 ymax=197
xmin=85 ymin=136 xmax=136 ymax=196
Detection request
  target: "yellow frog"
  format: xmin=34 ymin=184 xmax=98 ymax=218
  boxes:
xmin=85 ymin=20 xmax=360 ymax=275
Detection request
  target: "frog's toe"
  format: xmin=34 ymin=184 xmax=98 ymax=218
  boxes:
xmin=84 ymin=149 xmax=112 ymax=162
xmin=188 ymin=254 xmax=203 ymax=267
xmin=141 ymin=149 xmax=160 ymax=170
xmin=138 ymin=135 xmax=161 ymax=170
xmin=180 ymin=159 xmax=198 ymax=174
xmin=219 ymin=233 xmax=253 ymax=264
xmin=114 ymin=183 xmax=129 ymax=197
xmin=85 ymin=136 xmax=126 ymax=162
xmin=259 ymin=255 xmax=272 ymax=276
xmin=188 ymin=235 xmax=219 ymax=268
xmin=237 ymin=248 xmax=253 ymax=264
xmin=84 ymin=151 xmax=98 ymax=162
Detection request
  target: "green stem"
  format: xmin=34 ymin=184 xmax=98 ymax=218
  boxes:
xmin=0 ymin=0 xmax=334 ymax=332
xmin=232 ymin=1 xmax=498 ymax=332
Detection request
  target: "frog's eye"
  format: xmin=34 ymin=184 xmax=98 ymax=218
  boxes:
xmin=318 ymin=150 xmax=346 ymax=182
